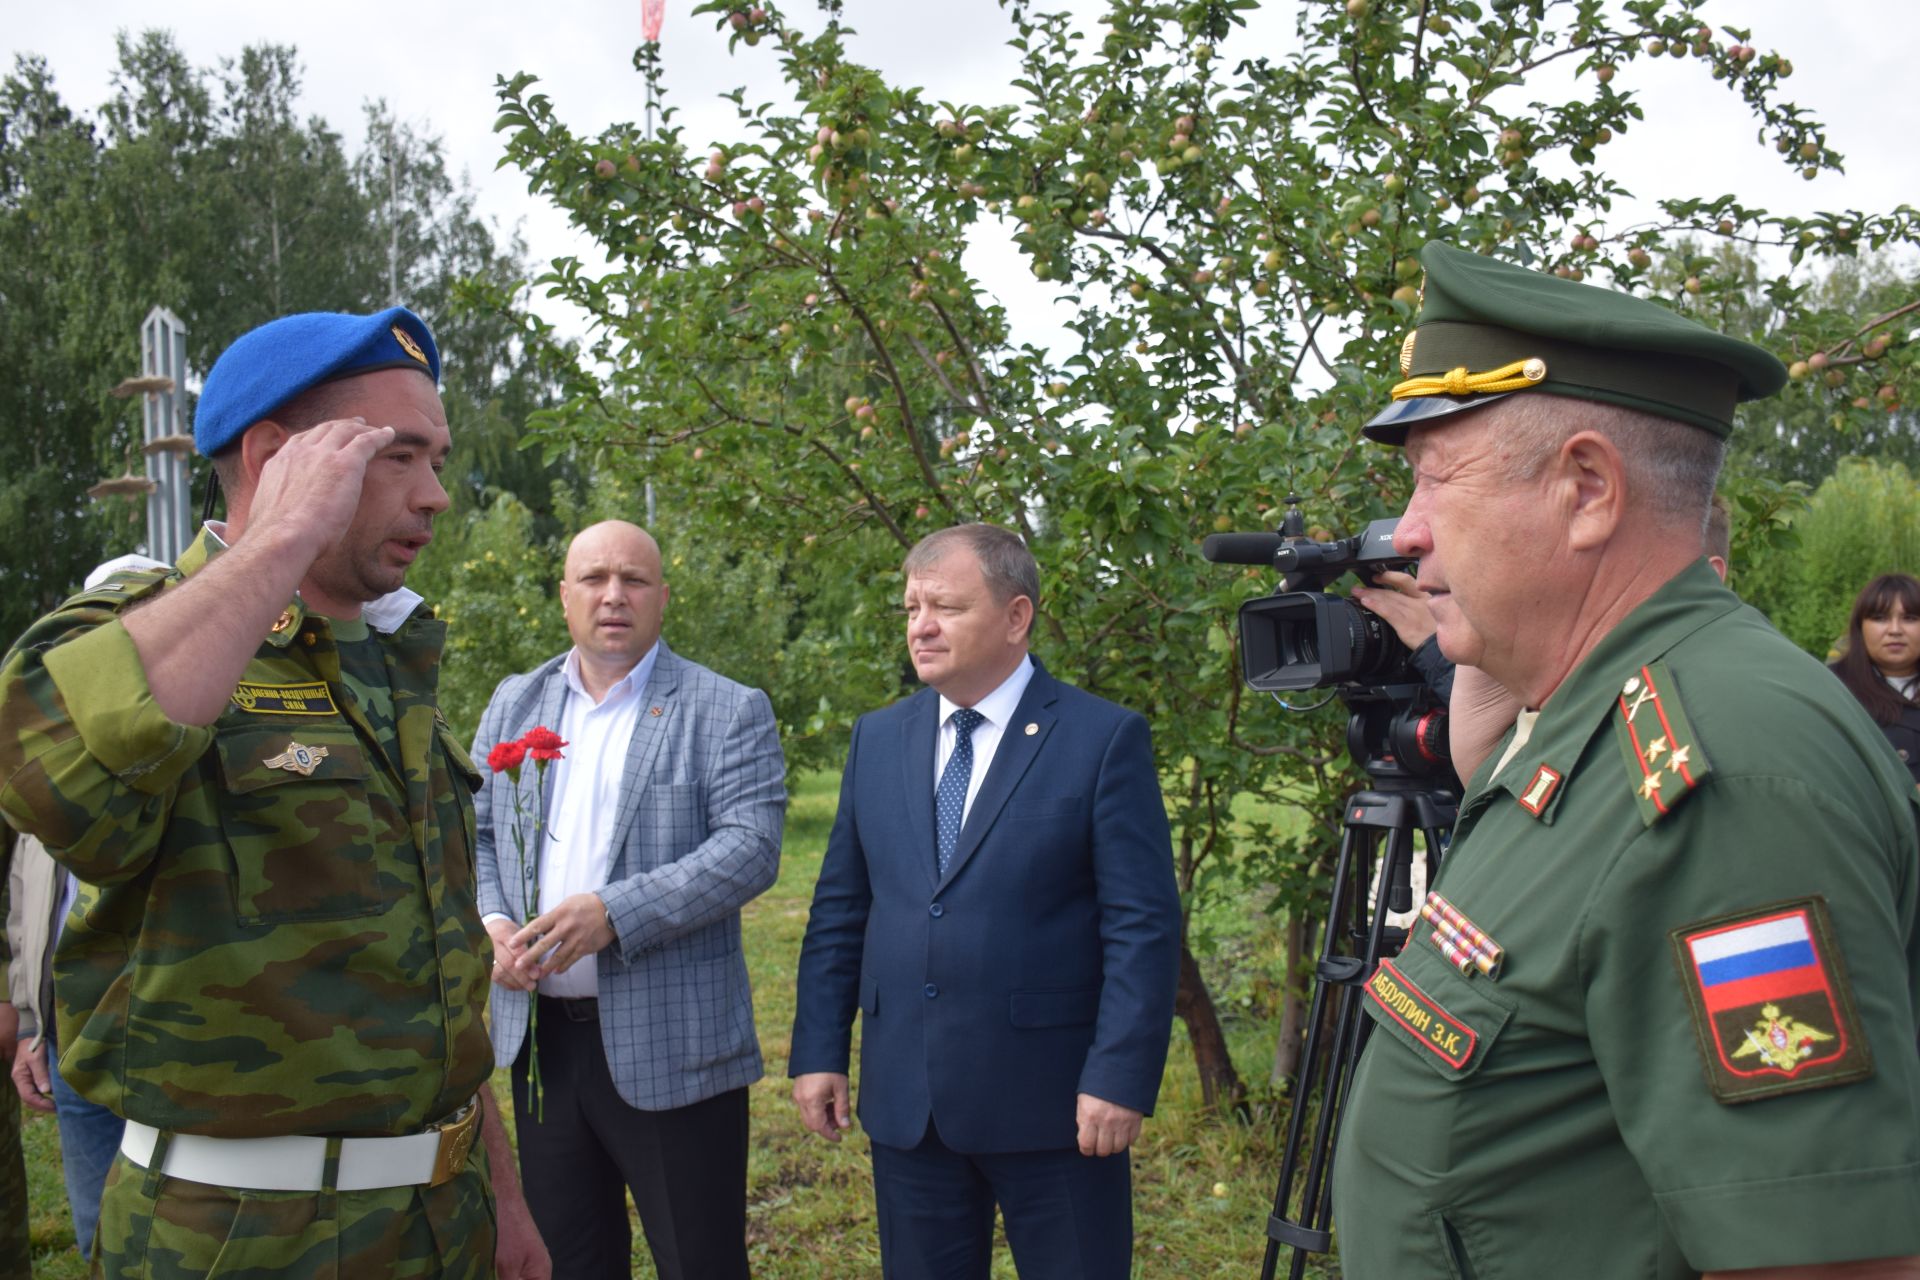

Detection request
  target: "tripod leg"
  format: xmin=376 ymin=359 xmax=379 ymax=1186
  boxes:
xmin=1260 ymin=792 xmax=1447 ymax=1280
xmin=1260 ymin=819 xmax=1385 ymax=1280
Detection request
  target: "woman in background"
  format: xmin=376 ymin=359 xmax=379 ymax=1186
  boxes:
xmin=1832 ymin=573 xmax=1920 ymax=786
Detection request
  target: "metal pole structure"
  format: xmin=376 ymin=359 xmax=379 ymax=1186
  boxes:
xmin=643 ymin=48 xmax=659 ymax=527
xmin=387 ymin=125 xmax=401 ymax=307
xmin=141 ymin=307 xmax=192 ymax=562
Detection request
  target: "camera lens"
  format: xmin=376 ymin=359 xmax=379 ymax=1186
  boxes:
xmin=1341 ymin=601 xmax=1409 ymax=684
xmin=1279 ymin=623 xmax=1318 ymax=668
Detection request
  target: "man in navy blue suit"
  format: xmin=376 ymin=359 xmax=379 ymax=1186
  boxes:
xmin=790 ymin=523 xmax=1181 ymax=1279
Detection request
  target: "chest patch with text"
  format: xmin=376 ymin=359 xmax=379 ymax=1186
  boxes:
xmin=231 ymin=681 xmax=338 ymax=716
xmin=1366 ymin=959 xmax=1477 ymax=1069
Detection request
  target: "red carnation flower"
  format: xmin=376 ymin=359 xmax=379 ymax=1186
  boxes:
xmin=519 ymin=726 xmax=568 ymax=762
xmin=487 ymin=740 xmax=527 ymax=775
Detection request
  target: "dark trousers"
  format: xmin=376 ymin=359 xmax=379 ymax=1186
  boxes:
xmin=869 ymin=1119 xmax=1132 ymax=1280
xmin=511 ymin=996 xmax=751 ymax=1280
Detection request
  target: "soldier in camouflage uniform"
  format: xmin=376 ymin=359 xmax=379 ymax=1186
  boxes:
xmin=0 ymin=309 xmax=548 ymax=1279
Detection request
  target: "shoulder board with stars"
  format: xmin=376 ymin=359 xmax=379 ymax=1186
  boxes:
xmin=1611 ymin=660 xmax=1711 ymax=826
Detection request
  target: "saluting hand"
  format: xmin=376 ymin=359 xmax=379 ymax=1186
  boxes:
xmin=241 ymin=417 xmax=395 ymax=563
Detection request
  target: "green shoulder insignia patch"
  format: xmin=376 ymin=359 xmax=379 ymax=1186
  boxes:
xmin=1612 ymin=661 xmax=1711 ymax=826
xmin=1671 ymin=896 xmax=1872 ymax=1104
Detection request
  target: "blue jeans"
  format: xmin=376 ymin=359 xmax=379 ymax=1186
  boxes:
xmin=45 ymin=1022 xmax=123 ymax=1259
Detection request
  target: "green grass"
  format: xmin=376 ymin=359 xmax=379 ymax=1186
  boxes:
xmin=20 ymin=769 xmax=1338 ymax=1278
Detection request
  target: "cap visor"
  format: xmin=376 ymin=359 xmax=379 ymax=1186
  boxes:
xmin=1361 ymin=390 xmax=1518 ymax=444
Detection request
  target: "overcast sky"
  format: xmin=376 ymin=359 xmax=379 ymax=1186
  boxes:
xmin=8 ymin=2 xmax=1914 ymax=352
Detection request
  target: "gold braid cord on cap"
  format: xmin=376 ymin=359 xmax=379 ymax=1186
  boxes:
xmin=1391 ymin=356 xmax=1547 ymax=401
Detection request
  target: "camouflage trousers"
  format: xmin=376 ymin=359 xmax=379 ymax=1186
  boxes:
xmin=91 ymin=1128 xmax=495 ymax=1280
xmin=0 ymin=1087 xmax=28 ymax=1278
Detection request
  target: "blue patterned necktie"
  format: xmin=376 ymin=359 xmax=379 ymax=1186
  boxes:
xmin=935 ymin=708 xmax=985 ymax=876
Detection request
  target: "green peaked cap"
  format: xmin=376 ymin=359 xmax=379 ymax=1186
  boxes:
xmin=1363 ymin=243 xmax=1788 ymax=444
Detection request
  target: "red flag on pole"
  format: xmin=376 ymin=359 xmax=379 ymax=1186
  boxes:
xmin=643 ymin=0 xmax=665 ymax=42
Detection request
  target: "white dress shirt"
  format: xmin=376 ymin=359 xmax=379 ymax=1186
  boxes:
xmin=525 ymin=644 xmax=658 ymax=997
xmin=935 ymin=655 xmax=1035 ymax=826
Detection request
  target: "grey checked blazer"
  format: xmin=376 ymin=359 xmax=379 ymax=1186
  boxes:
xmin=472 ymin=641 xmax=786 ymax=1111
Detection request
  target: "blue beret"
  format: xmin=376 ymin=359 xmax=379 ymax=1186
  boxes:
xmin=194 ymin=307 xmax=441 ymax=456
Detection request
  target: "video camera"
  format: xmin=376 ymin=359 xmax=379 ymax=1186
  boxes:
xmin=1210 ymin=499 xmax=1462 ymax=1280
xmin=1203 ymin=497 xmax=1450 ymax=786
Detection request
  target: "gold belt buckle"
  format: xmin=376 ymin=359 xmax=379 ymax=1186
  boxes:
xmin=428 ymin=1099 xmax=481 ymax=1188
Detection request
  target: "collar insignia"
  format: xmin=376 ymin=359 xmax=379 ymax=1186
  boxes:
xmin=1516 ymin=763 xmax=1562 ymax=817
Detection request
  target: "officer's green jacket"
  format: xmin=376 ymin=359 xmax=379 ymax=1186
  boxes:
xmin=1334 ymin=561 xmax=1920 ymax=1276
xmin=0 ymin=528 xmax=494 ymax=1139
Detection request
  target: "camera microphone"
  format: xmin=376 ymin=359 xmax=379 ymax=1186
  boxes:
xmin=1201 ymin=532 xmax=1286 ymax=565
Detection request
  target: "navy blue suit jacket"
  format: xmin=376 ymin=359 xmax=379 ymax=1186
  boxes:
xmin=790 ymin=659 xmax=1181 ymax=1154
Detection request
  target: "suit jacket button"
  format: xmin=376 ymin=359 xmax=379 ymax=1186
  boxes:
xmin=929 ymin=903 xmax=944 ymax=918
xmin=923 ymin=983 xmax=939 ymax=999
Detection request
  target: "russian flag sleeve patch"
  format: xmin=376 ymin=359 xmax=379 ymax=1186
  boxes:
xmin=1670 ymin=897 xmax=1872 ymax=1104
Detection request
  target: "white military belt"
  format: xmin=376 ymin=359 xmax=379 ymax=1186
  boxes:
xmin=119 ymin=1097 xmax=481 ymax=1193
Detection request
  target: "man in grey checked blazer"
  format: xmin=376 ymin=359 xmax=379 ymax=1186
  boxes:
xmin=474 ymin=521 xmax=785 ymax=1280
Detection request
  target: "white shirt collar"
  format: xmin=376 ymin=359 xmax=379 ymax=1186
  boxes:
xmin=564 ymin=641 xmax=661 ymax=704
xmin=201 ymin=520 xmax=422 ymax=636
xmin=938 ymin=654 xmax=1035 ymax=730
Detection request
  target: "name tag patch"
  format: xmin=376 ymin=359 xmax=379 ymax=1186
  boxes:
xmin=1366 ymin=959 xmax=1477 ymax=1069
xmin=1671 ymin=896 xmax=1872 ymax=1104
xmin=231 ymin=681 xmax=337 ymax=716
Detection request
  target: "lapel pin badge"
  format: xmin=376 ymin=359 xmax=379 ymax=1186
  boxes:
xmin=1024 ymin=722 xmax=1038 ymax=736
xmin=649 ymin=706 xmax=664 ymax=717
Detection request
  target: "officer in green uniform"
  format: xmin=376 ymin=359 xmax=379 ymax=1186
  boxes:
xmin=1331 ymin=244 xmax=1920 ymax=1278
xmin=0 ymin=310 xmax=548 ymax=1279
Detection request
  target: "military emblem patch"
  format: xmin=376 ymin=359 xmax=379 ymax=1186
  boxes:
xmin=232 ymin=681 xmax=337 ymax=716
xmin=392 ymin=324 xmax=430 ymax=367
xmin=1671 ymin=897 xmax=1871 ymax=1104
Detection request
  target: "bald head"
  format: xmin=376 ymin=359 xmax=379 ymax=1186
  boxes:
xmin=561 ymin=521 xmax=669 ymax=692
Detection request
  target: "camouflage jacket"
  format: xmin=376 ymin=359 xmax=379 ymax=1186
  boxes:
xmin=0 ymin=528 xmax=493 ymax=1138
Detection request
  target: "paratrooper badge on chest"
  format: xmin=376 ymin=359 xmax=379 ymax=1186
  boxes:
xmin=1611 ymin=661 xmax=1711 ymax=825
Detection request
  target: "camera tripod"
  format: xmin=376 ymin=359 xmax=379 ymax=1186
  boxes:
xmin=1257 ymin=780 xmax=1457 ymax=1280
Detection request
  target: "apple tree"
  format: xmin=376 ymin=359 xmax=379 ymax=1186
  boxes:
xmin=488 ymin=0 xmax=1918 ymax=1109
